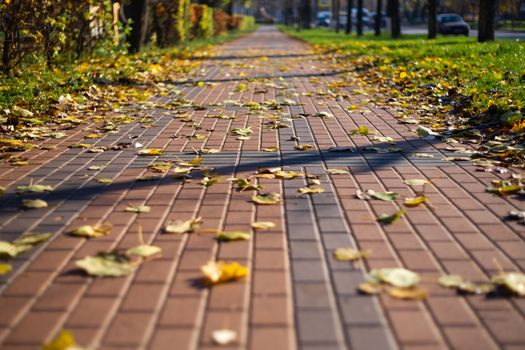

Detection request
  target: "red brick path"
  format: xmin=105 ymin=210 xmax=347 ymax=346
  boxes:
xmin=1 ymin=26 xmax=524 ymax=350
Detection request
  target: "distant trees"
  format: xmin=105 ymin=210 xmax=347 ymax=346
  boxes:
xmin=333 ymin=0 xmax=341 ymax=33
xmin=300 ymin=0 xmax=312 ymax=29
xmin=478 ymin=0 xmax=497 ymax=42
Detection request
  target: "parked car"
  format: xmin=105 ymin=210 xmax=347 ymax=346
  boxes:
xmin=369 ymin=12 xmax=387 ymax=28
xmin=317 ymin=11 xmax=331 ymax=27
xmin=338 ymin=8 xmax=371 ymax=29
xmin=437 ymin=13 xmax=470 ymax=36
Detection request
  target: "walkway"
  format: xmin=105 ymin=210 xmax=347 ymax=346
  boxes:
xmin=0 ymin=26 xmax=524 ymax=350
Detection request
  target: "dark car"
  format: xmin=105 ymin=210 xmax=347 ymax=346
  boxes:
xmin=317 ymin=11 xmax=331 ymax=27
xmin=437 ymin=13 xmax=470 ymax=36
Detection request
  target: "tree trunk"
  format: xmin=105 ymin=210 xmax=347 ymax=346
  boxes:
xmin=302 ymin=0 xmax=312 ymax=29
xmin=388 ymin=0 xmax=401 ymax=38
xmin=334 ymin=0 xmax=340 ymax=32
xmin=375 ymin=0 xmax=382 ymax=36
xmin=345 ymin=0 xmax=354 ymax=34
xmin=227 ymin=0 xmax=234 ymax=15
xmin=127 ymin=0 xmax=149 ymax=52
xmin=428 ymin=0 xmax=437 ymax=39
xmin=357 ymin=0 xmax=364 ymax=36
xmin=478 ymin=0 xmax=497 ymax=42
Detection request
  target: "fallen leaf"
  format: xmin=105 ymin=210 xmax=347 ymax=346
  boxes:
xmin=125 ymin=205 xmax=151 ymax=213
xmin=0 ymin=186 xmax=4 ymax=195
xmin=96 ymin=178 xmax=113 ymax=184
xmin=294 ymin=144 xmax=314 ymax=151
xmin=201 ymin=175 xmax=222 ymax=187
xmin=350 ymin=125 xmax=375 ymax=136
xmin=251 ymin=221 xmax=275 ymax=230
xmin=438 ymin=275 xmax=464 ymax=288
xmin=416 ymin=125 xmax=440 ymax=139
xmin=298 ymin=187 xmax=325 ymax=195
xmin=137 ymin=148 xmax=165 ymax=156
xmin=387 ymin=287 xmax=428 ymax=300
xmin=164 ymin=217 xmax=202 ymax=234
xmin=215 ymin=231 xmax=251 ymax=242
xmin=492 ymin=272 xmax=525 ymax=296
xmin=374 ymin=268 xmax=421 ymax=288
xmin=148 ymin=162 xmax=172 ymax=173
xmin=22 ymin=199 xmax=48 ymax=209
xmin=456 ymin=282 xmax=495 ymax=294
xmin=201 ymin=261 xmax=248 ymax=285
xmin=334 ymin=248 xmax=371 ymax=261
xmin=315 ymin=111 xmax=333 ymax=118
xmin=16 ymin=184 xmax=54 ymax=193
xmin=0 ymin=263 xmax=12 ymax=275
xmin=413 ymin=153 xmax=434 ymax=158
xmin=126 ymin=244 xmax=162 ymax=258
xmin=42 ymin=329 xmax=85 ymax=350
xmin=403 ymin=196 xmax=426 ymax=207
xmin=231 ymin=127 xmax=252 ymax=137
xmin=252 ymin=193 xmax=281 ymax=205
xmin=0 ymin=241 xmax=18 ymax=258
xmin=326 ymin=168 xmax=349 ymax=175
xmin=13 ymin=232 xmax=53 ymax=246
xmin=366 ymin=189 xmax=398 ymax=201
xmin=235 ymin=178 xmax=262 ymax=191
xmin=68 ymin=224 xmax=111 ymax=238
xmin=377 ymin=209 xmax=405 ymax=224
xmin=262 ymin=146 xmax=279 ymax=152
xmin=274 ymin=170 xmax=303 ymax=180
xmin=76 ymin=252 xmax=135 ymax=277
xmin=357 ymin=282 xmax=382 ymax=294
xmin=403 ymin=179 xmax=430 ymax=187
xmin=211 ymin=329 xmax=237 ymax=345
xmin=88 ymin=166 xmax=104 ymax=171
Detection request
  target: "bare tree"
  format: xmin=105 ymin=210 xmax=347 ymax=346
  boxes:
xmin=357 ymin=0 xmax=364 ymax=36
xmin=428 ymin=0 xmax=437 ymax=39
xmin=375 ymin=0 xmax=383 ymax=36
xmin=478 ymin=0 xmax=497 ymax=41
xmin=346 ymin=0 xmax=354 ymax=34
xmin=301 ymin=0 xmax=312 ymax=29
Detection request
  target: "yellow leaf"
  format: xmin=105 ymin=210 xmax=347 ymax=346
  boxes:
xmin=201 ymin=261 xmax=249 ymax=285
xmin=42 ymin=330 xmax=82 ymax=350
xmin=297 ymin=187 xmax=325 ymax=195
xmin=403 ymin=196 xmax=426 ymax=207
xmin=334 ymin=248 xmax=371 ymax=261
xmin=251 ymin=221 xmax=275 ymax=230
xmin=137 ymin=148 xmax=165 ymax=156
xmin=387 ymin=287 xmax=428 ymax=300
xmin=69 ymin=224 xmax=111 ymax=238
xmin=0 ymin=263 xmax=12 ymax=275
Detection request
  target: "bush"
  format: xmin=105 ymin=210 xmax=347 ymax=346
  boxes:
xmin=190 ymin=4 xmax=214 ymax=40
xmin=240 ymin=16 xmax=256 ymax=32
xmin=0 ymin=0 xmax=116 ymax=73
xmin=213 ymin=9 xmax=230 ymax=36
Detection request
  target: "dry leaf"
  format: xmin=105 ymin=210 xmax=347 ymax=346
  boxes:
xmin=126 ymin=244 xmax=162 ymax=258
xmin=377 ymin=209 xmax=405 ymax=224
xmin=42 ymin=329 xmax=85 ymax=350
xmin=403 ymin=179 xmax=430 ymax=187
xmin=201 ymin=261 xmax=248 ymax=285
xmin=387 ymin=287 xmax=428 ymax=300
xmin=492 ymin=272 xmax=525 ymax=296
xmin=262 ymin=146 xmax=279 ymax=152
xmin=16 ymin=184 xmax=54 ymax=193
xmin=438 ymin=275 xmax=465 ymax=288
xmin=76 ymin=252 xmax=135 ymax=277
xmin=0 ymin=263 xmax=12 ymax=275
xmin=164 ymin=217 xmax=202 ymax=234
xmin=125 ymin=205 xmax=151 ymax=213
xmin=0 ymin=241 xmax=18 ymax=258
xmin=357 ymin=282 xmax=382 ymax=294
xmin=211 ymin=329 xmax=237 ymax=345
xmin=251 ymin=221 xmax=275 ymax=230
xmin=294 ymin=144 xmax=314 ymax=151
xmin=235 ymin=178 xmax=262 ymax=191
xmin=69 ymin=224 xmax=111 ymax=238
xmin=215 ymin=231 xmax=250 ymax=242
xmin=326 ymin=168 xmax=349 ymax=175
xmin=22 ymin=199 xmax=48 ymax=209
xmin=403 ymin=196 xmax=426 ymax=207
xmin=137 ymin=148 xmax=165 ymax=156
xmin=334 ymin=248 xmax=371 ymax=261
xmin=96 ymin=178 xmax=113 ymax=184
xmin=298 ymin=187 xmax=325 ymax=195
xmin=374 ymin=268 xmax=421 ymax=288
xmin=252 ymin=193 xmax=281 ymax=205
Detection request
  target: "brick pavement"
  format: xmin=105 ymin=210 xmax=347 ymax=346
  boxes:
xmin=1 ymin=26 xmax=524 ymax=350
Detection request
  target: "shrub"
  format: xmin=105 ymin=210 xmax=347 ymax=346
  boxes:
xmin=190 ymin=4 xmax=214 ymax=40
xmin=240 ymin=16 xmax=256 ymax=32
xmin=213 ymin=9 xmax=230 ymax=36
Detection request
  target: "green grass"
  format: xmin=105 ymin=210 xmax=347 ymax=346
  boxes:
xmin=280 ymin=26 xmax=525 ymax=114
xmin=0 ymin=29 xmax=254 ymax=116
